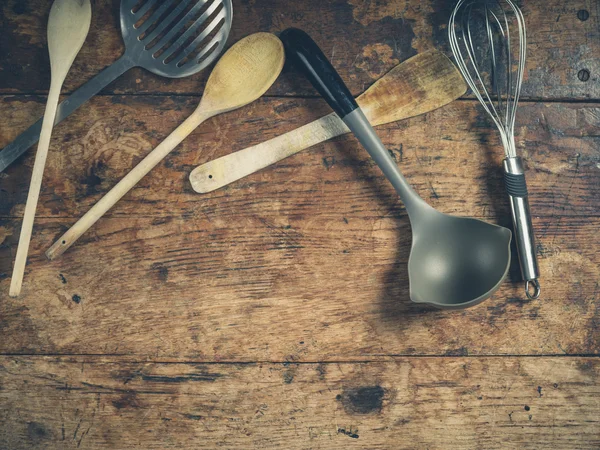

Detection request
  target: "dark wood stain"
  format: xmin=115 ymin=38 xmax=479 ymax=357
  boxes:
xmin=112 ymin=392 xmax=139 ymax=410
xmin=27 ymin=421 xmax=49 ymax=442
xmin=141 ymin=373 xmax=222 ymax=383
xmin=339 ymin=386 xmax=385 ymax=414
xmin=338 ymin=427 xmax=360 ymax=439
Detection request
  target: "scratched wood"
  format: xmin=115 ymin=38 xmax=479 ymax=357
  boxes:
xmin=0 ymin=97 xmax=599 ymax=358
xmin=0 ymin=357 xmax=599 ymax=449
xmin=0 ymin=214 xmax=598 ymax=358
xmin=1 ymin=1 xmax=599 ymax=448
xmin=1 ymin=98 xmax=598 ymax=219
xmin=0 ymin=0 xmax=598 ymax=100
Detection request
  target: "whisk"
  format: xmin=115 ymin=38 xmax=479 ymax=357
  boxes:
xmin=449 ymin=0 xmax=540 ymax=299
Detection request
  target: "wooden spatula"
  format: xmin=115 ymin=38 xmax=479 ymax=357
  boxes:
xmin=189 ymin=50 xmax=467 ymax=194
xmin=10 ymin=0 xmax=92 ymax=297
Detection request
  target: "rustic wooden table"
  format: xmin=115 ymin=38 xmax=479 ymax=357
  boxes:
xmin=1 ymin=1 xmax=599 ymax=448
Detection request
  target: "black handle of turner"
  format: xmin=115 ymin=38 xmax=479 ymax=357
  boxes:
xmin=279 ymin=28 xmax=358 ymax=119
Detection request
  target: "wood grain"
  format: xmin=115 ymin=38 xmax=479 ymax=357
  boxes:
xmin=0 ymin=0 xmax=598 ymax=100
xmin=0 ymin=1 xmax=599 ymax=448
xmin=0 ymin=97 xmax=598 ymax=359
xmin=0 ymin=213 xmax=598 ymax=358
xmin=1 ymin=357 xmax=598 ymax=449
xmin=1 ymin=98 xmax=599 ymax=220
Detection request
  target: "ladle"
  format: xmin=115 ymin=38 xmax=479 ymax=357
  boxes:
xmin=280 ymin=28 xmax=512 ymax=309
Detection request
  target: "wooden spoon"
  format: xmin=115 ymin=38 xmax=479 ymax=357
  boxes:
xmin=10 ymin=0 xmax=92 ymax=297
xmin=189 ymin=50 xmax=467 ymax=193
xmin=46 ymin=33 xmax=285 ymax=260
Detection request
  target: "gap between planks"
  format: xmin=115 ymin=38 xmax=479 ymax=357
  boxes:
xmin=0 ymin=354 xmax=599 ymax=363
xmin=1 ymin=93 xmax=600 ymax=104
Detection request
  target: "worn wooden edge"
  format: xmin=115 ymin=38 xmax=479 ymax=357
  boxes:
xmin=0 ymin=356 xmax=599 ymax=449
xmin=1 ymin=0 xmax=598 ymax=101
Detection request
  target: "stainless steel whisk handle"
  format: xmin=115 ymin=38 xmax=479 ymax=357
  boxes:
xmin=503 ymin=156 xmax=540 ymax=299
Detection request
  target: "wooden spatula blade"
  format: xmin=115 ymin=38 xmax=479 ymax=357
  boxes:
xmin=361 ymin=50 xmax=467 ymax=126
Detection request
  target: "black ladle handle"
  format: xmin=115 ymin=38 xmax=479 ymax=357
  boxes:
xmin=280 ymin=28 xmax=429 ymax=216
xmin=280 ymin=28 xmax=358 ymax=119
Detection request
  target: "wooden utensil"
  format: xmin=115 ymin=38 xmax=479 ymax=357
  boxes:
xmin=189 ymin=50 xmax=467 ymax=194
xmin=45 ymin=33 xmax=285 ymax=260
xmin=9 ymin=0 xmax=92 ymax=297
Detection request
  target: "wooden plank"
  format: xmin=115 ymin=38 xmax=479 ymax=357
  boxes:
xmin=1 ymin=97 xmax=599 ymax=220
xmin=0 ymin=356 xmax=598 ymax=449
xmin=0 ymin=213 xmax=598 ymax=358
xmin=2 ymin=3 xmax=598 ymax=449
xmin=0 ymin=97 xmax=598 ymax=359
xmin=0 ymin=0 xmax=598 ymax=100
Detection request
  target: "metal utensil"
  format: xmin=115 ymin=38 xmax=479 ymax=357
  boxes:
xmin=449 ymin=0 xmax=540 ymax=299
xmin=9 ymin=0 xmax=92 ymax=297
xmin=46 ymin=33 xmax=285 ymax=260
xmin=189 ymin=50 xmax=468 ymax=193
xmin=0 ymin=0 xmax=233 ymax=173
xmin=280 ymin=28 xmax=512 ymax=309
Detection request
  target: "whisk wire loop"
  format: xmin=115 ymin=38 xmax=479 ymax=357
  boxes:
xmin=450 ymin=0 xmax=540 ymax=298
xmin=449 ymin=0 xmax=526 ymax=158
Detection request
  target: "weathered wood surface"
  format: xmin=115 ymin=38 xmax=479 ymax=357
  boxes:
xmin=1 ymin=357 xmax=599 ymax=449
xmin=1 ymin=98 xmax=599 ymax=219
xmin=1 ymin=1 xmax=599 ymax=448
xmin=0 ymin=97 xmax=599 ymax=359
xmin=1 ymin=214 xmax=599 ymax=359
xmin=0 ymin=0 xmax=598 ymax=100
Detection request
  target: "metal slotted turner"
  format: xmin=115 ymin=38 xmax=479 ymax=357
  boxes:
xmin=0 ymin=0 xmax=233 ymax=172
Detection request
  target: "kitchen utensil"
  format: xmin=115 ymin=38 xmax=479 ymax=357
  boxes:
xmin=0 ymin=0 xmax=233 ymax=173
xmin=280 ymin=28 xmax=512 ymax=309
xmin=9 ymin=0 xmax=92 ymax=297
xmin=189 ymin=50 xmax=467 ymax=193
xmin=449 ymin=0 xmax=540 ymax=299
xmin=46 ymin=32 xmax=285 ymax=259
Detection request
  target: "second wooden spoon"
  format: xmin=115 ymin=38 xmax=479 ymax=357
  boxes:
xmin=46 ymin=33 xmax=285 ymax=260
xmin=10 ymin=0 xmax=92 ymax=296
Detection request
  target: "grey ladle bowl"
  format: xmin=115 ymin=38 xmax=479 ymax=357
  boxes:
xmin=280 ymin=28 xmax=512 ymax=309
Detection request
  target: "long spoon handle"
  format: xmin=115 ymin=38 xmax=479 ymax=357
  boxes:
xmin=9 ymin=84 xmax=63 ymax=296
xmin=189 ymin=112 xmax=348 ymax=193
xmin=46 ymin=113 xmax=206 ymax=260
xmin=0 ymin=55 xmax=132 ymax=173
